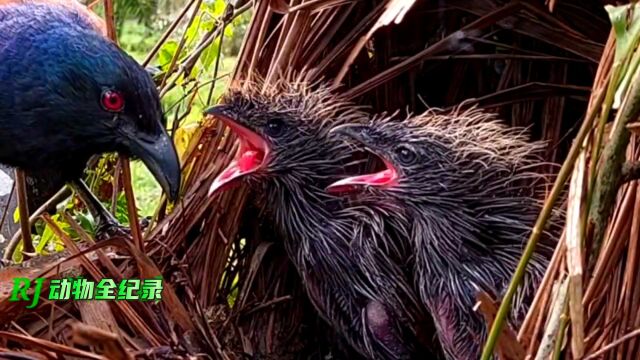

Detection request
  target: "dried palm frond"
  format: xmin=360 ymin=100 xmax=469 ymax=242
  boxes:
xmin=1 ymin=0 xmax=627 ymax=358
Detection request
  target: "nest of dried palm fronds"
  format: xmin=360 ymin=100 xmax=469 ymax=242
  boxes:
xmin=3 ymin=0 xmax=639 ymax=359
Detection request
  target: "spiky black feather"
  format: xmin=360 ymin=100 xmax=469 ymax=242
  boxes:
xmin=213 ymin=79 xmax=440 ymax=359
xmin=336 ymin=106 xmax=563 ymax=360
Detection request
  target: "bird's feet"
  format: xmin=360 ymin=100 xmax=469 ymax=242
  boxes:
xmin=95 ymin=221 xmax=131 ymax=241
xmin=94 ymin=217 xmax=152 ymax=241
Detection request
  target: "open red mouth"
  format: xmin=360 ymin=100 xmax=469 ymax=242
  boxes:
xmin=326 ymin=151 xmax=399 ymax=194
xmin=207 ymin=113 xmax=270 ymax=196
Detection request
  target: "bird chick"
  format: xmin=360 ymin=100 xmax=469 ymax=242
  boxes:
xmin=0 ymin=2 xmax=181 ymax=232
xmin=328 ymin=107 xmax=561 ymax=360
xmin=205 ymin=80 xmax=439 ymax=359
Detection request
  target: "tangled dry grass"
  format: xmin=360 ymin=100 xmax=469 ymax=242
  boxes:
xmin=2 ymin=0 xmax=640 ymax=359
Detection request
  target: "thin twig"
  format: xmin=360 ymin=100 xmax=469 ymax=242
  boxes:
xmin=584 ymin=327 xmax=640 ymax=359
xmin=0 ymin=183 xmax=15 ymax=234
xmin=159 ymin=0 xmax=204 ymax=91
xmin=15 ymin=170 xmax=34 ymax=259
xmin=142 ymin=0 xmax=198 ymax=67
xmin=2 ymin=187 xmax=70 ymax=260
xmin=121 ymin=158 xmax=143 ymax=251
xmin=534 ymin=277 xmax=569 ymax=360
xmin=103 ymin=0 xmax=117 ymax=42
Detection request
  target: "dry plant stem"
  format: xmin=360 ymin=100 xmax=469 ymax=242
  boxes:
xmin=588 ymin=69 xmax=640 ymax=268
xmin=0 ymin=184 xmax=14 ymax=233
xmin=312 ymin=2 xmax=384 ymax=78
xmin=15 ymin=169 xmax=34 ymax=259
xmin=620 ymin=177 xmax=640 ymax=354
xmin=234 ymin=0 xmax=268 ymax=79
xmin=61 ymin=211 xmax=123 ymax=281
xmin=121 ymin=158 xmax=143 ymax=250
xmin=480 ymin=85 xmax=607 ymax=360
xmin=621 ymin=161 xmax=640 ymax=183
xmin=525 ymin=240 xmax=566 ymax=358
xmin=103 ymin=0 xmax=117 ymax=43
xmin=41 ymin=214 xmax=105 ymax=282
xmin=111 ymin=158 xmax=122 ymax=214
xmin=587 ymin=82 xmax=616 ymax=189
xmin=2 ymin=187 xmax=70 ymax=260
xmin=0 ymin=331 xmax=104 ymax=360
xmin=142 ymin=0 xmax=198 ymax=67
xmin=534 ymin=277 xmax=568 ymax=360
xmin=159 ymin=3 xmax=250 ymax=97
xmin=583 ymin=184 xmax=635 ymax=304
xmin=71 ymin=323 xmax=131 ymax=360
xmin=159 ymin=0 xmax=204 ymax=92
xmin=206 ymin=21 xmax=225 ymax=105
xmin=42 ymin=214 xmax=121 ymax=334
xmin=584 ymin=327 xmax=640 ymax=360
xmin=587 ymin=32 xmax=617 ymax=193
xmin=566 ymin=150 xmax=586 ymax=357
xmin=344 ymin=1 xmax=523 ymax=99
xmin=552 ymin=306 xmax=569 ymax=360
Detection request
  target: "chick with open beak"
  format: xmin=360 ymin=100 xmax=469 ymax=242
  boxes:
xmin=205 ymin=82 xmax=441 ymax=359
xmin=327 ymin=107 xmax=562 ymax=360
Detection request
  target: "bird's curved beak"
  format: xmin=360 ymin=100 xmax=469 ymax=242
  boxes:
xmin=327 ymin=124 xmax=398 ymax=194
xmin=128 ymin=129 xmax=181 ymax=201
xmin=204 ymin=105 xmax=270 ymax=196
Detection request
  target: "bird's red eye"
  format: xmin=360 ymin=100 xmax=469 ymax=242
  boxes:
xmin=101 ymin=90 xmax=125 ymax=112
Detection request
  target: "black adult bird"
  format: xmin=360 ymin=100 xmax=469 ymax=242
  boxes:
xmin=327 ymin=108 xmax=561 ymax=359
xmin=205 ymin=81 xmax=440 ymax=359
xmin=0 ymin=1 xmax=181 ymax=235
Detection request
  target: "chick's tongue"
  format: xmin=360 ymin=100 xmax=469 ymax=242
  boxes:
xmin=354 ymin=169 xmax=395 ymax=185
xmin=208 ymin=150 xmax=263 ymax=196
xmin=326 ymin=169 xmax=396 ymax=194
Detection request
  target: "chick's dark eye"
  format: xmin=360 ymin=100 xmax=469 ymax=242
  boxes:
xmin=395 ymin=145 xmax=417 ymax=165
xmin=100 ymin=90 xmax=125 ymax=112
xmin=265 ymin=118 xmax=285 ymax=137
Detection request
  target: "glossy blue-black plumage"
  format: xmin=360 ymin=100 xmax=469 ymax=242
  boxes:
xmin=0 ymin=2 xmax=179 ymax=207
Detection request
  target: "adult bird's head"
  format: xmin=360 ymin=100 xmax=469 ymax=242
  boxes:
xmin=326 ymin=107 xmax=547 ymax=213
xmin=2 ymin=3 xmax=181 ymax=200
xmin=205 ymin=81 xmax=366 ymax=196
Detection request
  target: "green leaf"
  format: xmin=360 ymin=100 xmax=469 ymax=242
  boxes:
xmin=12 ymin=242 xmax=22 ymax=263
xmin=75 ymin=212 xmax=95 ymax=235
xmin=37 ymin=225 xmax=55 ymax=253
xmin=224 ymin=25 xmax=234 ymax=38
xmin=115 ymin=192 xmax=131 ymax=225
xmin=200 ymin=39 xmax=221 ymax=71
xmin=185 ymin=14 xmax=203 ymax=45
xmin=13 ymin=207 xmax=19 ymax=223
xmin=608 ymin=4 xmax=640 ymax=63
xmin=606 ymin=4 xmax=640 ymax=108
xmin=189 ymin=64 xmax=202 ymax=81
xmin=158 ymin=40 xmax=179 ymax=71
xmin=174 ymin=123 xmax=199 ymax=158
xmin=204 ymin=0 xmax=226 ymax=16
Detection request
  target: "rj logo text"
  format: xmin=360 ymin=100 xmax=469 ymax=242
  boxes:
xmin=9 ymin=276 xmax=163 ymax=309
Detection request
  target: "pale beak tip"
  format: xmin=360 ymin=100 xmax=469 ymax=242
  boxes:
xmin=208 ymin=180 xmax=220 ymax=197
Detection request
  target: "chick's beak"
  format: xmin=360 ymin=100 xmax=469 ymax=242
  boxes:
xmin=128 ymin=129 xmax=181 ymax=201
xmin=327 ymin=124 xmax=398 ymax=194
xmin=204 ymin=105 xmax=270 ymax=196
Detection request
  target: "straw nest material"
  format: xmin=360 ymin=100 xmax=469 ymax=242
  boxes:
xmin=4 ymin=1 xmax=640 ymax=359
